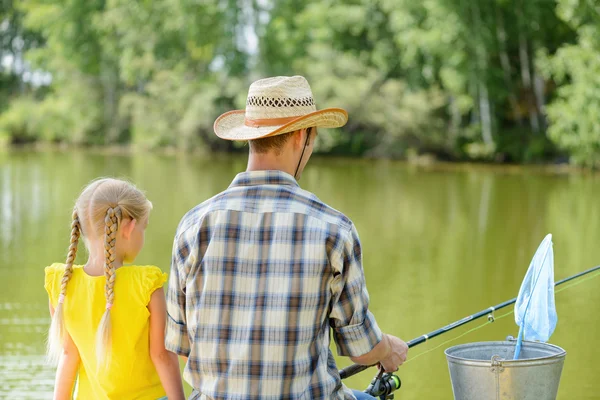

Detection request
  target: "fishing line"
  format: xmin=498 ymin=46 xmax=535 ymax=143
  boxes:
xmin=555 ymin=269 xmax=600 ymax=294
xmin=405 ymin=311 xmax=513 ymax=364
xmin=404 ymin=270 xmax=600 ymax=365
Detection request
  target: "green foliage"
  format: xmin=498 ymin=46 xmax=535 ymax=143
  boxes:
xmin=258 ymin=0 xmax=575 ymax=160
xmin=120 ymin=71 xmax=236 ymax=149
xmin=11 ymin=0 xmax=253 ymax=148
xmin=540 ymin=0 xmax=600 ymax=167
xmin=0 ymin=79 xmax=103 ymax=145
xmin=0 ymin=0 xmax=598 ymax=165
xmin=37 ymin=80 xmax=105 ymax=144
xmin=0 ymin=97 xmax=39 ymax=144
xmin=260 ymin=1 xmax=449 ymax=158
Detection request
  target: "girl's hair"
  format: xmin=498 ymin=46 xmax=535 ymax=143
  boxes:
xmin=46 ymin=178 xmax=152 ymax=365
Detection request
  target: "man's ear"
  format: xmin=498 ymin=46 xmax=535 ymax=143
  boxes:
xmin=120 ymin=218 xmax=137 ymax=240
xmin=293 ymin=128 xmax=308 ymax=149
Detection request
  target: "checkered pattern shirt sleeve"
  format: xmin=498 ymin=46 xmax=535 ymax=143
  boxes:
xmin=329 ymin=224 xmax=383 ymax=357
xmin=165 ymin=226 xmax=193 ymax=357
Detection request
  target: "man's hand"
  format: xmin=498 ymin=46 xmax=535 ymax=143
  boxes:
xmin=379 ymin=334 xmax=408 ymax=372
xmin=348 ymin=332 xmax=408 ymax=371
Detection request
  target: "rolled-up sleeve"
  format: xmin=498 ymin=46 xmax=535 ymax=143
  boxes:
xmin=165 ymin=230 xmax=192 ymax=357
xmin=329 ymin=224 xmax=383 ymax=357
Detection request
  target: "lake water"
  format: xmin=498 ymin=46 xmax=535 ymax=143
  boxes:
xmin=1 ymin=149 xmax=599 ymax=399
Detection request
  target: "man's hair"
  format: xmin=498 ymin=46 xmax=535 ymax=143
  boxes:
xmin=248 ymin=131 xmax=295 ymax=155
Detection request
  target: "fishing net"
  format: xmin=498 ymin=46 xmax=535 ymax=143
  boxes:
xmin=514 ymin=233 xmax=557 ymax=359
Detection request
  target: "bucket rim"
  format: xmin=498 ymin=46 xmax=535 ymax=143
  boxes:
xmin=444 ymin=340 xmax=566 ymax=367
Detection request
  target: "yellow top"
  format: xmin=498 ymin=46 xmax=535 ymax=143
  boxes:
xmin=44 ymin=263 xmax=167 ymax=400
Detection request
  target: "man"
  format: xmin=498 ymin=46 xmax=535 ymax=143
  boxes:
xmin=166 ymin=76 xmax=408 ymax=400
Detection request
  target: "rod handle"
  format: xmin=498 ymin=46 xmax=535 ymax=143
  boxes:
xmin=339 ymin=363 xmax=372 ymax=379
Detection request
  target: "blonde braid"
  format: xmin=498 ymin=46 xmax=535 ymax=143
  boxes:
xmin=46 ymin=210 xmax=81 ymax=364
xmin=95 ymin=205 xmax=121 ymax=366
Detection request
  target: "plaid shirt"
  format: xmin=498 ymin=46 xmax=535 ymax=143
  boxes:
xmin=166 ymin=170 xmax=383 ymax=400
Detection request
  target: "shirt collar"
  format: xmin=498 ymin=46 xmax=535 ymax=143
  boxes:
xmin=229 ymin=170 xmax=300 ymax=188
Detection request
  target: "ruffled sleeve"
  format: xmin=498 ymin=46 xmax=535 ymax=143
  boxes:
xmin=44 ymin=263 xmax=64 ymax=307
xmin=142 ymin=266 xmax=168 ymax=305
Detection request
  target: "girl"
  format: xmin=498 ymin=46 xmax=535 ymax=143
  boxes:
xmin=44 ymin=178 xmax=185 ymax=400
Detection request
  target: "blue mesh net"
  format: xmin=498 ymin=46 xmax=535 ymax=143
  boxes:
xmin=514 ymin=234 xmax=557 ymax=359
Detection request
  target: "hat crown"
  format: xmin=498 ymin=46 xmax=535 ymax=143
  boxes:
xmin=245 ymin=76 xmax=317 ymax=119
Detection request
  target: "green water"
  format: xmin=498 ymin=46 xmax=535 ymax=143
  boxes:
xmin=1 ymin=149 xmax=599 ymax=399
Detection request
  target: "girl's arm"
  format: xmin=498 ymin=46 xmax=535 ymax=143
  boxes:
xmin=148 ymin=288 xmax=186 ymax=400
xmin=49 ymin=301 xmax=80 ymax=400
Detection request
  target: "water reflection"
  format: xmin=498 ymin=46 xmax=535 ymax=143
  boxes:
xmin=0 ymin=150 xmax=599 ymax=399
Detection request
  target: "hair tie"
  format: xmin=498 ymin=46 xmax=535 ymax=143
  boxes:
xmin=106 ymin=303 xmax=113 ymax=311
xmin=58 ymin=294 xmax=66 ymax=304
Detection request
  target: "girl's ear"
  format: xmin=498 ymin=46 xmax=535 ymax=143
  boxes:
xmin=120 ymin=218 xmax=137 ymax=240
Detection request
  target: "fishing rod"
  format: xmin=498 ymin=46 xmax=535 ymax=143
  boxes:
xmin=340 ymin=264 xmax=600 ymax=381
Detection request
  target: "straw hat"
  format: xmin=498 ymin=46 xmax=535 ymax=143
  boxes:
xmin=214 ymin=76 xmax=348 ymax=141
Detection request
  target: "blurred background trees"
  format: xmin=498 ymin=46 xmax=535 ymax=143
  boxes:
xmin=1 ymin=0 xmax=599 ymax=166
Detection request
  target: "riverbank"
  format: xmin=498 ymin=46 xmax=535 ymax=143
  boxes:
xmin=1 ymin=143 xmax=593 ymax=178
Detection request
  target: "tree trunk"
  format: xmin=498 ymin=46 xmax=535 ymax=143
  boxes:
xmin=517 ymin=5 xmax=539 ymax=134
xmin=101 ymin=60 xmax=120 ymax=144
xmin=448 ymin=95 xmax=461 ymax=145
xmin=470 ymin=75 xmax=479 ymax=127
xmin=479 ymin=82 xmax=493 ymax=146
xmin=533 ymin=71 xmax=546 ymax=132
xmin=470 ymin=0 xmax=493 ymax=146
xmin=496 ymin=7 xmax=522 ymax=126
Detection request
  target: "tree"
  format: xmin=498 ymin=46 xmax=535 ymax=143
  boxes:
xmin=541 ymin=0 xmax=600 ymax=166
xmin=0 ymin=0 xmax=43 ymax=107
xmin=0 ymin=0 xmax=594 ymax=166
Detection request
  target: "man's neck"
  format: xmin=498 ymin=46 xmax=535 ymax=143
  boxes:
xmin=246 ymin=153 xmax=295 ymax=177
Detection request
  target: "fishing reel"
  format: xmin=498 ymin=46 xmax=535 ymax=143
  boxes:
xmin=364 ymin=370 xmax=402 ymax=399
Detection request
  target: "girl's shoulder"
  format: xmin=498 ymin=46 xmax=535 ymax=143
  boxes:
xmin=44 ymin=263 xmax=87 ymax=276
xmin=44 ymin=263 xmax=72 ymax=292
xmin=44 ymin=263 xmax=76 ymax=305
xmin=121 ymin=265 xmax=168 ymax=304
xmin=45 ymin=262 xmax=68 ymax=274
xmin=44 ymin=263 xmax=85 ymax=286
xmin=120 ymin=265 xmax=167 ymax=281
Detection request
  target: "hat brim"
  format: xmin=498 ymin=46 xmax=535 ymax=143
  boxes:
xmin=213 ymin=108 xmax=348 ymax=141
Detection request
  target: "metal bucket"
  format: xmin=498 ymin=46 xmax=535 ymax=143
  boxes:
xmin=445 ymin=340 xmax=566 ymax=400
